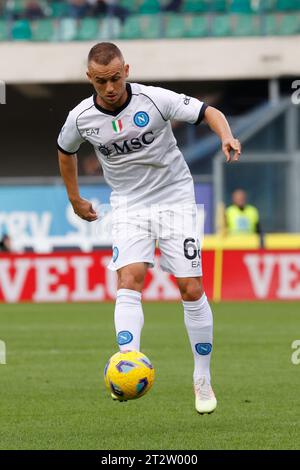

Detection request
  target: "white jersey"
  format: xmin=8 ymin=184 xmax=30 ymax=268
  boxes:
xmin=58 ymin=83 xmax=207 ymax=209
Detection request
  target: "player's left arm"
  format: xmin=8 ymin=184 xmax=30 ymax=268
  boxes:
xmin=147 ymin=86 xmax=241 ymax=162
xmin=203 ymin=106 xmax=241 ymax=162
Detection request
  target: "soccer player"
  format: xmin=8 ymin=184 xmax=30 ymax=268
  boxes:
xmin=58 ymin=42 xmax=241 ymax=414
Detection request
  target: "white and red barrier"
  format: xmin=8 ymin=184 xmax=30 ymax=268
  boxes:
xmin=0 ymin=250 xmax=299 ymax=302
xmin=221 ymin=250 xmax=300 ymax=300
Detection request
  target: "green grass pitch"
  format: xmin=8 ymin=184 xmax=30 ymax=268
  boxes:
xmin=0 ymin=301 xmax=299 ymax=450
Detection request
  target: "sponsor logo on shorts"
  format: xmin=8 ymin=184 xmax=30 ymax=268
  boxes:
xmin=117 ymin=331 xmax=133 ymax=346
xmin=134 ymin=111 xmax=149 ymax=128
xmin=195 ymin=343 xmax=212 ymax=356
xmin=112 ymin=246 xmax=119 ymax=262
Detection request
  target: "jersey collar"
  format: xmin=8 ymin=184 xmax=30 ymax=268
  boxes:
xmin=93 ymin=83 xmax=132 ymax=116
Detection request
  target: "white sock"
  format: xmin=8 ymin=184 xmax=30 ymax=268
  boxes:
xmin=114 ymin=289 xmax=144 ymax=351
xmin=182 ymin=293 xmax=213 ymax=384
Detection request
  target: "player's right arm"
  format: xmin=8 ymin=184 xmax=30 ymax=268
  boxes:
xmin=57 ymin=109 xmax=97 ymax=222
xmin=58 ymin=150 xmax=97 ymax=222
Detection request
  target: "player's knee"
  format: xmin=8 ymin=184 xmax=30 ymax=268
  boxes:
xmin=179 ymin=280 xmax=203 ymax=301
xmin=117 ymin=269 xmax=145 ymax=292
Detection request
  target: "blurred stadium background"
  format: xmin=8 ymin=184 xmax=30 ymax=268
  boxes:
xmin=1 ymin=0 xmax=300 ymax=302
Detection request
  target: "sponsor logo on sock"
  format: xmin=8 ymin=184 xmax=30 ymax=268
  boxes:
xmin=117 ymin=330 xmax=133 ymax=346
xmin=195 ymin=343 xmax=212 ymax=356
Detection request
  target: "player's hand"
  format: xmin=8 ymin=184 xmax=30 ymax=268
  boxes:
xmin=71 ymin=197 xmax=98 ymax=222
xmin=222 ymin=137 xmax=241 ymax=162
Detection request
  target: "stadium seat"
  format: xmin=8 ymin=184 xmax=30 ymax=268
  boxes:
xmin=77 ymin=17 xmax=100 ymax=41
xmin=232 ymin=14 xmax=260 ymax=35
xmin=120 ymin=0 xmax=138 ymax=12
xmin=119 ymin=13 xmax=161 ymax=39
xmin=262 ymin=13 xmax=279 ymax=34
xmin=276 ymin=0 xmax=300 ymax=11
xmin=0 ymin=19 xmax=7 ymax=40
xmin=50 ymin=1 xmax=69 ymax=18
xmin=182 ymin=0 xmax=210 ymax=13
xmin=256 ymin=0 xmax=276 ymax=12
xmin=230 ymin=0 xmax=253 ymax=13
xmin=164 ymin=14 xmax=186 ymax=38
xmin=99 ymin=17 xmax=121 ymax=40
xmin=183 ymin=0 xmax=227 ymax=13
xmin=140 ymin=14 xmax=162 ymax=38
xmin=211 ymin=0 xmax=228 ymax=12
xmin=139 ymin=0 xmax=161 ymax=14
xmin=185 ymin=15 xmax=209 ymax=37
xmin=59 ymin=18 xmax=77 ymax=41
xmin=120 ymin=15 xmax=140 ymax=39
xmin=31 ymin=19 xmax=55 ymax=41
xmin=211 ymin=14 xmax=232 ymax=36
xmin=278 ymin=13 xmax=300 ymax=34
xmin=11 ymin=19 xmax=32 ymax=40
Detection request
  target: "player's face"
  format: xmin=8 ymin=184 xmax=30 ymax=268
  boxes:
xmin=87 ymin=58 xmax=129 ymax=110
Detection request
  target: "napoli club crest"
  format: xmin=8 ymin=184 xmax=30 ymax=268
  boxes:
xmin=134 ymin=111 xmax=149 ymax=128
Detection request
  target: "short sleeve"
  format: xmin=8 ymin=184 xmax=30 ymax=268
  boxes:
xmin=145 ymin=86 xmax=207 ymax=125
xmin=57 ymin=110 xmax=85 ymax=155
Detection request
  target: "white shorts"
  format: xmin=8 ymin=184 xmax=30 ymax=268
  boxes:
xmin=107 ymin=203 xmax=203 ymax=278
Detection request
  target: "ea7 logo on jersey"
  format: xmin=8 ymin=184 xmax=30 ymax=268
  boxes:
xmin=98 ymin=131 xmax=155 ymax=157
xmin=134 ymin=111 xmax=149 ymax=128
xmin=86 ymin=128 xmax=99 ymax=136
